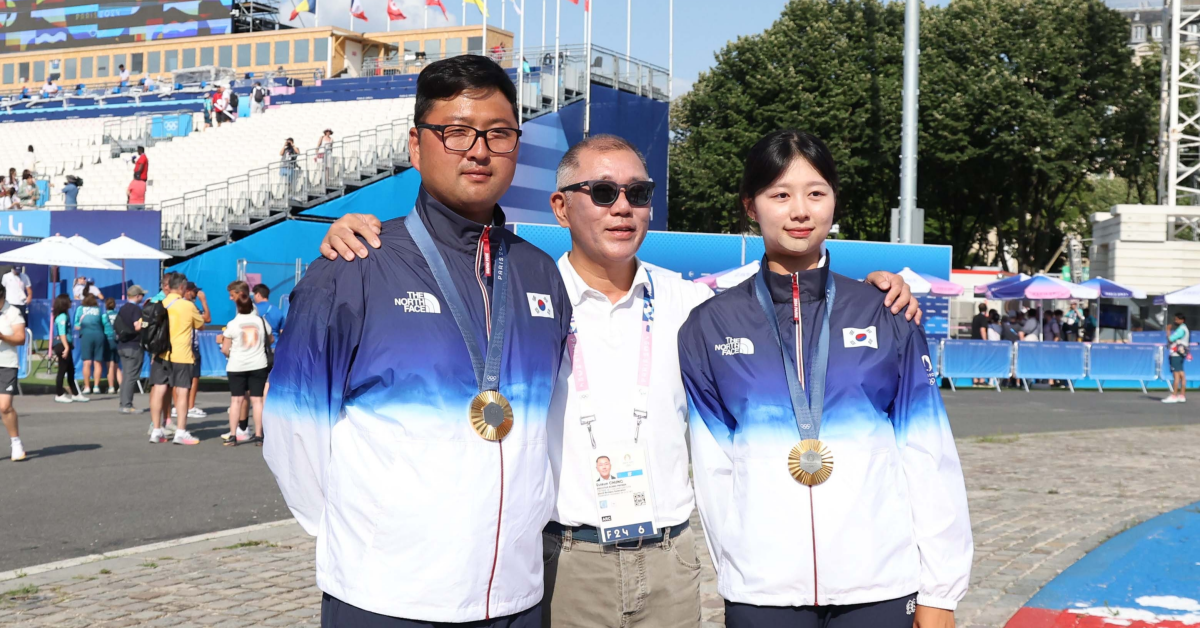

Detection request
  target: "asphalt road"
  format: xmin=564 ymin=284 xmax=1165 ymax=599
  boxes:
xmin=0 ymin=387 xmax=1195 ymax=572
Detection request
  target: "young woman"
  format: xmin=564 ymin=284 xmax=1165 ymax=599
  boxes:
xmin=679 ymin=130 xmax=971 ymax=628
xmin=103 ymin=297 xmax=120 ymax=395
xmin=52 ymin=295 xmax=86 ymax=403
xmin=220 ymin=288 xmax=271 ymax=446
xmin=74 ymin=294 xmax=107 ymax=394
xmin=16 ymin=171 xmax=39 ymax=207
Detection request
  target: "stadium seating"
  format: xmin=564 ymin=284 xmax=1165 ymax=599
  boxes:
xmin=0 ymin=117 xmax=109 ymax=182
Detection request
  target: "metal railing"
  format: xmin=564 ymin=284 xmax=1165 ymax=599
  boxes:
xmin=159 ymin=116 xmax=412 ymax=252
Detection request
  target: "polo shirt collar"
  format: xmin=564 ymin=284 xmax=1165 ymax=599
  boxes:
xmin=558 ymin=253 xmax=651 ymax=308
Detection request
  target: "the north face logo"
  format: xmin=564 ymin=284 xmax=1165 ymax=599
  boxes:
xmin=395 ymin=292 xmax=441 ymax=314
xmin=715 ymin=337 xmax=754 ymax=356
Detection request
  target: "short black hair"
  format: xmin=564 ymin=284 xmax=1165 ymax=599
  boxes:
xmin=739 ymin=129 xmax=840 ymax=217
xmin=1176 ymin=312 xmax=1187 ymax=321
xmin=253 ymin=284 xmax=270 ymax=299
xmin=978 ymin=303 xmax=988 ymax=313
xmin=137 ymin=146 xmax=144 ymax=154
xmin=414 ymin=55 xmax=518 ymax=125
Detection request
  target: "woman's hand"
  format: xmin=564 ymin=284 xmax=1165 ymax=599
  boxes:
xmin=864 ymin=270 xmax=922 ymax=323
xmin=320 ymin=213 xmax=383 ymax=261
xmin=913 ymin=605 xmax=954 ymax=628
xmin=60 ymin=346 xmax=70 ymax=359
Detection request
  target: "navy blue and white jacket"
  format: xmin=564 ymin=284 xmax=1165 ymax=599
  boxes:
xmin=679 ymin=258 xmax=972 ymax=610
xmin=264 ymin=189 xmax=572 ymax=622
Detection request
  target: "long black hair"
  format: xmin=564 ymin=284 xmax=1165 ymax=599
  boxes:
xmin=739 ymin=129 xmax=840 ymax=223
xmin=52 ymin=294 xmax=71 ymax=319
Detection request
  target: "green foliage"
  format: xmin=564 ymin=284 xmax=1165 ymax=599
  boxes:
xmin=668 ymin=0 xmax=1159 ymax=271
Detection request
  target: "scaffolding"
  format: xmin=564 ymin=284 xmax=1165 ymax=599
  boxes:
xmin=231 ymin=0 xmax=289 ymax=33
xmin=1159 ymin=0 xmax=1200 ymax=205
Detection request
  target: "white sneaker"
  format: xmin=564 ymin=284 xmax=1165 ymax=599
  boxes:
xmin=163 ymin=421 xmax=178 ymax=439
xmin=187 ymin=407 xmax=206 ymax=419
xmin=106 ymin=387 xmax=115 ymax=395
xmin=149 ymin=428 xmax=166 ymax=444
xmin=172 ymin=430 xmax=199 ymax=446
xmin=170 ymin=408 xmax=178 ymax=418
xmin=10 ymin=441 xmax=25 ymax=462
xmin=54 ymin=394 xmax=73 ymax=403
xmin=1163 ymin=395 xmax=1181 ymax=404
xmin=235 ymin=427 xmax=251 ymax=442
xmin=72 ymin=394 xmax=90 ymax=403
xmin=80 ymin=386 xmax=91 ymax=394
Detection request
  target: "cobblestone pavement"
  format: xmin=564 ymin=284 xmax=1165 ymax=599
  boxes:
xmin=3 ymin=425 xmax=1198 ymax=628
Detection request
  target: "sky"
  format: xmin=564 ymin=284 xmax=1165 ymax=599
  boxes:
xmin=280 ymin=0 xmax=794 ymax=95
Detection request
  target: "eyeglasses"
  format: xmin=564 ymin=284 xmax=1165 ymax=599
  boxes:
xmin=558 ymin=180 xmax=655 ymax=207
xmin=416 ymin=123 xmax=522 ymax=154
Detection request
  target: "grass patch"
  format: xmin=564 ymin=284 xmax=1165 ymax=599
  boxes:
xmin=70 ymin=576 xmax=96 ymax=582
xmin=98 ymin=569 xmax=111 ymax=575
xmin=1152 ymin=426 xmax=1184 ymax=432
xmin=2 ymin=585 xmax=38 ymax=598
xmin=975 ymin=432 xmax=1020 ymax=444
xmin=139 ymin=562 xmax=157 ymax=569
xmin=1047 ymin=488 xmax=1060 ymax=495
xmin=13 ymin=571 xmax=25 ymax=579
xmin=218 ymin=540 xmax=276 ymax=550
xmin=157 ymin=557 xmax=174 ymax=561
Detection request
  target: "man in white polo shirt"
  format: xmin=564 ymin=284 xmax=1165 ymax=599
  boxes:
xmin=2 ymin=266 xmax=31 ymax=320
xmin=317 ymin=136 xmax=919 ymax=626
xmin=0 ymin=288 xmax=26 ymax=461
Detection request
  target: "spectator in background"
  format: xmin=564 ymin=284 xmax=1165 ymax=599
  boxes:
xmin=133 ymin=146 xmax=148 ymax=181
xmin=52 ymin=294 xmax=86 ymax=403
xmin=316 ymin=129 xmax=333 ymax=164
xmin=987 ymin=310 xmax=1001 ymax=341
xmin=252 ymin=284 xmax=284 ymax=337
xmin=1043 ymin=309 xmax=1061 ymax=342
xmin=115 ymin=286 xmax=146 ymax=414
xmin=0 ymin=188 xmax=16 ymax=211
xmin=202 ymin=93 xmax=214 ymax=129
xmin=221 ymin=283 xmax=271 ymax=447
xmin=1063 ymin=301 xmax=1083 ymax=341
xmin=74 ymin=293 xmax=107 ymax=394
xmin=280 ymin=138 xmax=299 ymax=193
xmin=213 ymin=87 xmax=230 ymax=127
xmin=176 ymin=282 xmax=210 ymax=422
xmin=23 ymin=146 xmax=36 ymax=176
xmin=127 ymin=175 xmax=146 ymax=211
xmin=2 ymin=266 xmax=31 ymax=321
xmin=252 ymin=81 xmax=268 ymax=115
xmin=17 ymin=171 xmax=39 ymax=207
xmin=1164 ymin=313 xmax=1190 ymax=404
xmin=1022 ymin=308 xmax=1041 ymax=341
xmin=228 ymin=86 xmax=239 ymax=120
xmin=118 ymin=64 xmax=130 ymax=86
xmin=5 ymin=168 xmax=18 ymax=192
xmin=1053 ymin=310 xmax=1065 ymax=340
xmin=0 ymin=286 xmax=26 ymax=461
xmin=63 ymin=175 xmax=80 ymax=209
xmin=148 ymin=273 xmax=203 ymax=445
xmin=40 ymin=79 xmax=58 ymax=98
xmin=970 ymin=302 xmax=989 ymax=386
xmin=72 ymin=277 xmax=102 ymax=301
xmin=103 ymin=297 xmax=120 ymax=395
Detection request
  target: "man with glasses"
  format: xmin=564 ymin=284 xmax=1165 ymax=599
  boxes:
xmin=264 ymin=55 xmax=571 ymax=628
xmin=316 ymin=134 xmax=920 ymax=626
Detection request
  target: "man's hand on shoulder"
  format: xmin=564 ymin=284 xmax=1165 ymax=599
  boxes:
xmin=321 ymin=213 xmax=383 ymax=261
xmin=864 ymin=270 xmax=922 ymax=324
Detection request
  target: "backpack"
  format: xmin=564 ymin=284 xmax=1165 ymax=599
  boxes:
xmin=253 ymin=87 xmax=265 ymax=103
xmin=230 ymin=91 xmax=239 ymax=109
xmin=139 ymin=299 xmax=174 ymax=356
xmin=113 ymin=307 xmax=137 ymax=343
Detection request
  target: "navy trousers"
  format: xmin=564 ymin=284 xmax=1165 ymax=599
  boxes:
xmin=725 ymin=593 xmax=919 ymax=628
xmin=321 ymin=594 xmax=542 ymax=628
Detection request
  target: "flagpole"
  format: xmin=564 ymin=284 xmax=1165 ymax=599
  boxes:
xmin=666 ymin=0 xmax=672 ymax=213
xmin=518 ymin=0 xmax=525 ymax=124
xmin=425 ymin=4 xmax=429 ymax=28
xmin=541 ymin=0 xmax=546 ymax=48
xmin=553 ymin=0 xmax=560 ymax=111
xmin=583 ymin=0 xmax=591 ymax=137
xmin=481 ymin=0 xmax=487 ymax=55
xmin=463 ymin=0 xmax=467 ymax=29
xmin=502 ymin=0 xmax=505 ymax=31
xmin=625 ymin=0 xmax=630 ymax=58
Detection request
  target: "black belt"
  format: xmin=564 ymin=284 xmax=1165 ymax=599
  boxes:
xmin=544 ymin=520 xmax=689 ymax=548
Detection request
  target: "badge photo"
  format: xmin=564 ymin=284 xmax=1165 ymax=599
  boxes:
xmin=842 ymin=326 xmax=878 ymax=349
xmin=527 ymin=292 xmax=554 ymax=318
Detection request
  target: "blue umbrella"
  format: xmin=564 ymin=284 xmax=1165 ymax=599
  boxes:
xmin=974 ymin=273 xmax=1028 ymax=297
xmin=1078 ymin=277 xmax=1146 ymax=300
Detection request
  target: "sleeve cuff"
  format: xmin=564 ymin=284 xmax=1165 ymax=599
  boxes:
xmin=916 ymin=593 xmax=959 ymax=611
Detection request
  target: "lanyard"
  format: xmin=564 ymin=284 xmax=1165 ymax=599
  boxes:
xmin=753 ymin=266 xmax=835 ymax=441
xmin=567 ymin=274 xmax=655 ymax=448
xmin=405 ymin=210 xmax=509 ymax=395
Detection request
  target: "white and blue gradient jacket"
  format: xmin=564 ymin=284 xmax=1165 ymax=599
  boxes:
xmin=679 ymin=261 xmax=972 ymax=610
xmin=263 ymin=190 xmax=571 ymax=622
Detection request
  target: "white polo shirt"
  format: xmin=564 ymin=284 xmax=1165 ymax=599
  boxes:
xmin=2 ymin=272 xmax=28 ymax=306
xmin=547 ymin=254 xmax=713 ymax=528
xmin=0 ymin=303 xmax=24 ymax=369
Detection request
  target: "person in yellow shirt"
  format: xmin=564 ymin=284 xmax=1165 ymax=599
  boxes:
xmin=149 ymin=273 xmax=205 ymax=445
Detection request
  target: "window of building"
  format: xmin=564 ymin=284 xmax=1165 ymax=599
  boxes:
xmin=425 ymin=39 xmax=442 ymax=58
xmin=295 ymin=39 xmax=310 ymax=63
xmin=113 ymin=54 xmax=126 ymax=75
xmin=200 ymin=47 xmax=214 ymax=66
xmin=237 ymin=43 xmax=251 ymax=67
xmin=445 ymin=38 xmax=463 ymax=56
xmin=3 ymin=64 xmax=13 ymax=85
xmin=1133 ymin=24 xmax=1146 ymax=42
xmin=165 ymin=50 xmax=179 ymax=72
xmin=64 ymin=58 xmax=77 ymax=81
xmin=96 ymin=55 xmax=109 ymax=77
xmin=256 ymin=42 xmax=270 ymax=66
xmin=131 ymin=53 xmax=143 ymax=74
xmin=219 ymin=45 xmax=233 ymax=67
xmin=33 ymin=61 xmax=45 ymax=82
xmin=275 ymin=40 xmax=290 ymax=65
xmin=314 ymin=38 xmax=329 ymax=62
xmin=16 ymin=62 xmax=29 ymax=83
xmin=1152 ymin=24 xmax=1163 ymax=40
xmin=182 ymin=48 xmax=196 ymax=68
xmin=467 ymin=37 xmax=482 ymax=55
xmin=149 ymin=51 xmax=161 ymax=74
xmin=81 ymin=58 xmax=92 ymax=79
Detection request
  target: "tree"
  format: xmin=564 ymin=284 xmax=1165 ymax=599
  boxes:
xmin=668 ymin=0 xmax=1159 ymax=273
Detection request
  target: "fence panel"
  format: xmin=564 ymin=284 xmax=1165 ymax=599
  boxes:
xmin=941 ymin=340 xmax=1013 ymax=379
xmin=1015 ymin=342 xmax=1087 ymax=381
xmin=1088 ymin=344 xmax=1160 ymax=382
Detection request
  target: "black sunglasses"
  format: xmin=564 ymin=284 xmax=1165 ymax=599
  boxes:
xmin=558 ymin=180 xmax=655 ymax=207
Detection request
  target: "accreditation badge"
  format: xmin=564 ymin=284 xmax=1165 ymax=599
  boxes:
xmin=592 ymin=442 xmax=658 ymax=544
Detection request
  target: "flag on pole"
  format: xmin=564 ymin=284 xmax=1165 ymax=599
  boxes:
xmin=467 ymin=0 xmax=488 ymax=16
xmin=387 ymin=0 xmax=407 ymax=19
xmin=427 ymin=0 xmax=449 ymax=19
xmin=567 ymin=0 xmax=589 ymax=11
xmin=350 ymin=0 xmax=367 ymax=20
xmin=289 ymin=0 xmax=314 ymax=20
xmin=510 ymin=0 xmax=521 ymax=15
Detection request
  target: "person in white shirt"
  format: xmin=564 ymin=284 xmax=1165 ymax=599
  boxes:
xmin=316 ymin=135 xmax=920 ymax=627
xmin=118 ymin=64 xmax=131 ymax=85
xmin=220 ymin=281 xmax=271 ymax=446
xmin=22 ymin=146 xmax=37 ymax=177
xmin=0 ymin=290 xmax=27 ymax=462
xmin=2 ymin=267 xmax=31 ymax=319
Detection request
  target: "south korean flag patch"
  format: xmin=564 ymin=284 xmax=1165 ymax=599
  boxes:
xmin=527 ymin=293 xmax=555 ymax=318
xmin=842 ymin=326 xmax=878 ymax=349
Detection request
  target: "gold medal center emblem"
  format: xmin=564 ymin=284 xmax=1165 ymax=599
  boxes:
xmin=788 ymin=439 xmax=833 ymax=486
xmin=470 ymin=391 xmax=514 ymax=441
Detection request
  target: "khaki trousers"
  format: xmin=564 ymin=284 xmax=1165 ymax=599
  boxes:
xmin=541 ymin=525 xmax=702 ymax=628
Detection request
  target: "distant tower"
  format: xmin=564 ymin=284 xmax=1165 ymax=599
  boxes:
xmin=232 ymin=0 xmax=288 ymax=32
xmin=1159 ymin=0 xmax=1200 ymax=205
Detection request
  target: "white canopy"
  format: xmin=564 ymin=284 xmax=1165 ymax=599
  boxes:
xmin=66 ymin=235 xmax=105 ymax=259
xmin=95 ymin=234 xmax=172 ymax=260
xmin=0 ymin=235 xmax=121 ymax=270
xmin=1156 ymin=282 xmax=1200 ymax=305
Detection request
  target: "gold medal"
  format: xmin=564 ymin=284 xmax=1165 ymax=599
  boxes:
xmin=469 ymin=391 xmax=514 ymax=441
xmin=788 ymin=439 xmax=833 ymax=486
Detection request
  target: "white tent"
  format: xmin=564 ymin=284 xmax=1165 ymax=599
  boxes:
xmin=1155 ymin=282 xmax=1200 ymax=305
xmin=0 ymin=235 xmax=120 ymax=270
xmin=95 ymin=234 xmax=171 ymax=299
xmin=66 ymin=235 xmax=105 ymax=259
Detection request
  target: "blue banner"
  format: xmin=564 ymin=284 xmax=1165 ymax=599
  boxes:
xmin=1089 ymin=344 xmax=1160 ymax=381
xmin=0 ymin=210 xmax=50 ymax=237
xmin=1015 ymin=342 xmax=1087 ymax=380
xmin=941 ymin=339 xmax=1013 ymax=379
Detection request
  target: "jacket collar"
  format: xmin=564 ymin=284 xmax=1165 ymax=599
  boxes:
xmin=414 ymin=187 xmax=507 ymax=256
xmin=763 ymin=251 xmax=830 ymax=304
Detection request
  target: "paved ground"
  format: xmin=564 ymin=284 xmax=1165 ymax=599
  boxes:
xmin=1 ymin=391 xmax=1198 ymax=627
xmin=0 ymin=391 xmax=291 ymax=572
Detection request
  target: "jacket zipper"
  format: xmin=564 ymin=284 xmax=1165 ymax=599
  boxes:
xmin=793 ymin=274 xmax=819 ymax=606
xmin=478 ymin=227 xmax=503 ymax=619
